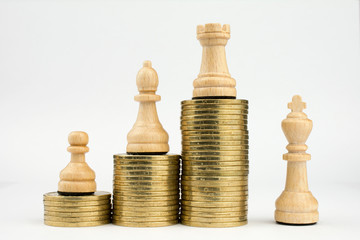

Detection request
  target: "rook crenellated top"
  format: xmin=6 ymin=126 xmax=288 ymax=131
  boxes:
xmin=197 ymin=23 xmax=230 ymax=40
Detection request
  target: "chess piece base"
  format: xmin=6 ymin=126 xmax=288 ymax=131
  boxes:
xmin=57 ymin=191 xmax=95 ymax=196
xmin=127 ymin=152 xmax=168 ymax=155
xmin=275 ymin=210 xmax=319 ymax=225
xmin=192 ymin=96 xmax=236 ymax=100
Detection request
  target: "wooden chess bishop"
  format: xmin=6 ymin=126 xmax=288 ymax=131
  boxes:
xmin=58 ymin=131 xmax=96 ymax=195
xmin=275 ymin=95 xmax=319 ymax=224
xmin=193 ymin=23 xmax=236 ymax=99
xmin=126 ymin=61 xmax=169 ymax=154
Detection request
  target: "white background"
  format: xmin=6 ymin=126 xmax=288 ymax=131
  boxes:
xmin=0 ymin=0 xmax=359 ymax=239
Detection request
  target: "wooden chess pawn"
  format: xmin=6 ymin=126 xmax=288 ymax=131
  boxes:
xmin=126 ymin=61 xmax=169 ymax=154
xmin=275 ymin=95 xmax=319 ymax=224
xmin=193 ymin=23 xmax=236 ymax=99
xmin=58 ymin=131 xmax=96 ymax=195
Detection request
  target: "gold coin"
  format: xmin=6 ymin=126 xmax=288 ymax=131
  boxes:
xmin=112 ymin=220 xmax=178 ymax=227
xmin=113 ymin=185 xmax=179 ymax=191
xmin=113 ymin=205 xmax=179 ymax=212
xmin=113 ymin=210 xmax=178 ymax=217
xmin=182 ymin=135 xmax=249 ymax=142
xmin=181 ymin=159 xmax=249 ymax=164
xmin=113 ymin=190 xmax=179 ymax=196
xmin=113 ymin=170 xmax=179 ymax=176
xmin=44 ymin=215 xmax=110 ymax=222
xmin=114 ymin=159 xmax=179 ymax=166
xmin=114 ymin=194 xmax=179 ymax=201
xmin=182 ymin=160 xmax=248 ymax=167
xmin=182 ymin=165 xmax=249 ymax=171
xmin=182 ymin=109 xmax=248 ymax=115
xmin=182 ymin=99 xmax=248 ymax=105
xmin=182 ymin=145 xmax=248 ymax=151
xmin=114 ymin=165 xmax=179 ymax=171
xmin=181 ymin=200 xmax=247 ymax=208
xmin=182 ymin=155 xmax=248 ymax=160
xmin=181 ymin=219 xmax=247 ymax=228
xmin=44 ymin=210 xmax=111 ymax=217
xmin=181 ymin=125 xmax=247 ymax=131
xmin=181 ymin=105 xmax=248 ymax=111
xmin=44 ymin=204 xmax=111 ymax=213
xmin=43 ymin=199 xmax=110 ymax=207
xmin=114 ymin=175 xmax=179 ymax=181
xmin=114 ymin=154 xmax=180 ymax=160
xmin=182 ymin=140 xmax=249 ymax=146
xmin=183 ymin=171 xmax=249 ymax=176
xmin=181 ymin=185 xmax=248 ymax=192
xmin=182 ymin=176 xmax=248 ymax=181
xmin=181 ymin=205 xmax=248 ymax=212
xmin=181 ymin=190 xmax=248 ymax=197
xmin=43 ymin=192 xmax=111 ymax=202
xmin=181 ymin=180 xmax=247 ymax=187
xmin=181 ymin=210 xmax=247 ymax=218
xmin=113 ymin=180 xmax=178 ymax=186
xmin=113 ymin=200 xmax=179 ymax=207
xmin=181 ymin=195 xmax=248 ymax=202
xmin=180 ymin=215 xmax=247 ymax=223
xmin=182 ymin=130 xmax=248 ymax=136
xmin=44 ymin=219 xmax=110 ymax=227
xmin=182 ymin=151 xmax=248 ymax=156
xmin=181 ymin=115 xmax=247 ymax=121
xmin=181 ymin=120 xmax=248 ymax=126
xmin=112 ymin=215 xmax=179 ymax=222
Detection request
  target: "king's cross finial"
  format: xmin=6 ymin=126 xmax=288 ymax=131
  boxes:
xmin=288 ymin=95 xmax=306 ymax=112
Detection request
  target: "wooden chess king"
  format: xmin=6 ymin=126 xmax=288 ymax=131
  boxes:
xmin=275 ymin=95 xmax=319 ymax=225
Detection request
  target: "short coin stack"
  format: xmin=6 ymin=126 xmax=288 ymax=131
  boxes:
xmin=43 ymin=192 xmax=111 ymax=227
xmin=180 ymin=99 xmax=249 ymax=227
xmin=113 ymin=154 xmax=180 ymax=227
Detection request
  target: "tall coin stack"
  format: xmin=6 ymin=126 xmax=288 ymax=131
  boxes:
xmin=43 ymin=131 xmax=111 ymax=227
xmin=112 ymin=61 xmax=180 ymax=227
xmin=180 ymin=23 xmax=249 ymax=227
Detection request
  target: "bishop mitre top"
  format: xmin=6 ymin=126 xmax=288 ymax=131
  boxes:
xmin=193 ymin=23 xmax=237 ymax=99
xmin=58 ymin=131 xmax=96 ymax=195
xmin=126 ymin=61 xmax=169 ymax=154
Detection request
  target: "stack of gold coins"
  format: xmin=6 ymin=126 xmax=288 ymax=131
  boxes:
xmin=180 ymin=99 xmax=249 ymax=227
xmin=113 ymin=154 xmax=180 ymax=227
xmin=43 ymin=192 xmax=111 ymax=227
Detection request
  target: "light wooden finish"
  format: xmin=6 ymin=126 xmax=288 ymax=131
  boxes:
xmin=193 ymin=23 xmax=236 ymax=98
xmin=275 ymin=95 xmax=319 ymax=224
xmin=126 ymin=61 xmax=169 ymax=154
xmin=58 ymin=131 xmax=96 ymax=194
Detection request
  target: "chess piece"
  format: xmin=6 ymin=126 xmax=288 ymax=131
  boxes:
xmin=58 ymin=131 xmax=96 ymax=195
xmin=126 ymin=61 xmax=169 ymax=154
xmin=275 ymin=95 xmax=319 ymax=224
xmin=193 ymin=23 xmax=236 ymax=99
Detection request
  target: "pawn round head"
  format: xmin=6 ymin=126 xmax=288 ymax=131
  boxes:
xmin=136 ymin=61 xmax=159 ymax=93
xmin=68 ymin=131 xmax=89 ymax=146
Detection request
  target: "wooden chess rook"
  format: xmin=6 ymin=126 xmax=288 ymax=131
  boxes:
xmin=275 ymin=95 xmax=319 ymax=224
xmin=193 ymin=23 xmax=236 ymax=99
xmin=58 ymin=131 xmax=96 ymax=195
xmin=126 ymin=60 xmax=169 ymax=154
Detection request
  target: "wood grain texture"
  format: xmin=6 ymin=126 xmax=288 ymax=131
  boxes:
xmin=58 ymin=131 xmax=96 ymax=194
xmin=275 ymin=95 xmax=319 ymax=224
xmin=126 ymin=61 xmax=169 ymax=153
xmin=193 ymin=23 xmax=237 ymax=98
